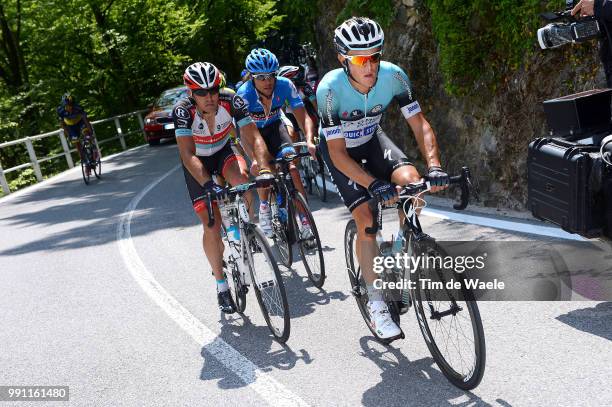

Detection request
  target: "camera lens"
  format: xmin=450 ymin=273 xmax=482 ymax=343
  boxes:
xmin=538 ymin=23 xmax=574 ymax=49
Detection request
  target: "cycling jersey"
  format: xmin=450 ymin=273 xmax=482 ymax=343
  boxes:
xmin=316 ymin=61 xmax=421 ymax=148
xmin=237 ymin=77 xmax=304 ymax=128
xmin=57 ymin=104 xmax=86 ymax=126
xmin=172 ymin=88 xmax=252 ymax=157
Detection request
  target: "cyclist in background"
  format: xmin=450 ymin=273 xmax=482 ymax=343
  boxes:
xmin=237 ymin=48 xmax=316 ymax=238
xmin=57 ymin=93 xmax=96 ymax=174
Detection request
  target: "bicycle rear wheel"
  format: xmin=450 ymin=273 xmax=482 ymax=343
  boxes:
xmin=245 ymin=224 xmax=290 ymax=343
xmin=92 ymin=141 xmax=102 ymax=179
xmin=314 ymin=152 xmax=327 ymax=202
xmin=292 ymin=192 xmax=325 ymax=288
xmin=410 ymin=236 xmax=486 ymax=390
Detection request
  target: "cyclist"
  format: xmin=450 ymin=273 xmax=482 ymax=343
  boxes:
xmin=316 ymin=17 xmax=449 ymax=339
xmin=56 ymin=93 xmax=96 ymax=174
xmin=173 ymin=62 xmax=273 ymax=314
xmin=277 ymin=65 xmax=319 ymax=152
xmin=237 ymin=48 xmax=317 ymax=238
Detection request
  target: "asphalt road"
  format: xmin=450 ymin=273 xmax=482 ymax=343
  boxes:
xmin=1 ymin=142 xmax=610 ymax=406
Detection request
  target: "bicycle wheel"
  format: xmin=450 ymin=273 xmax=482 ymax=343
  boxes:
xmin=269 ymin=189 xmax=293 ymax=269
xmin=80 ymin=146 xmax=91 ymax=185
xmin=300 ymin=156 xmax=314 ymax=196
xmin=410 ymin=236 xmax=486 ymax=390
xmin=92 ymin=141 xmax=102 ymax=179
xmin=228 ymin=257 xmax=247 ymax=314
xmin=292 ymin=192 xmax=325 ymax=288
xmin=244 ymin=224 xmax=290 ymax=343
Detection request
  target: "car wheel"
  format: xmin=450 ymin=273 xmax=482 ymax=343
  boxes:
xmin=148 ymin=139 xmax=161 ymax=146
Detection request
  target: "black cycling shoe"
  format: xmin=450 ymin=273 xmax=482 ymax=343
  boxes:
xmin=217 ymin=290 xmax=236 ymax=314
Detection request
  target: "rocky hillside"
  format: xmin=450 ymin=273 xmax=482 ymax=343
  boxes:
xmin=314 ymin=0 xmax=605 ymax=210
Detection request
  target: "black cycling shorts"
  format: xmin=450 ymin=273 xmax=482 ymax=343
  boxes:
xmin=259 ymin=120 xmax=293 ymax=158
xmin=319 ymin=127 xmax=413 ymax=212
xmin=182 ymin=140 xmax=246 ymax=213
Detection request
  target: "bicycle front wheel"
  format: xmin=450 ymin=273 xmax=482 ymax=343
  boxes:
xmin=269 ymin=189 xmax=293 ymax=268
xmin=245 ymin=224 xmax=290 ymax=343
xmin=80 ymin=146 xmax=91 ymax=185
xmin=92 ymin=141 xmax=102 ymax=179
xmin=410 ymin=237 xmax=486 ymax=390
xmin=292 ymin=192 xmax=325 ymax=288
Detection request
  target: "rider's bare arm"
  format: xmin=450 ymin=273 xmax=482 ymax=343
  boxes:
xmin=406 ymin=112 xmax=442 ymax=169
xmin=326 ymin=137 xmax=375 ymax=188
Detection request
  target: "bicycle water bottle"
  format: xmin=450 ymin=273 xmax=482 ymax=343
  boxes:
xmin=276 ymin=193 xmax=288 ymax=223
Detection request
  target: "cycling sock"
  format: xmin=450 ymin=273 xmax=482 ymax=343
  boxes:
xmin=216 ymin=279 xmax=229 ymax=293
xmin=367 ymin=284 xmax=384 ymax=302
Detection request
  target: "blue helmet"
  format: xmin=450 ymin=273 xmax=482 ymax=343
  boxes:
xmin=245 ymin=48 xmax=279 ymax=74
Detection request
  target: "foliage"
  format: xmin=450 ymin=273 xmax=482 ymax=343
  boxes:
xmin=336 ymin=0 xmax=396 ymax=28
xmin=424 ymin=0 xmax=565 ymax=95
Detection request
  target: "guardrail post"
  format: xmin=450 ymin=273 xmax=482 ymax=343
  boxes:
xmin=59 ymin=130 xmax=74 ymax=168
xmin=25 ymin=138 xmax=43 ymax=182
xmin=137 ymin=112 xmax=146 ymax=137
xmin=0 ymin=161 xmax=10 ymax=195
xmin=114 ymin=117 xmax=127 ymax=150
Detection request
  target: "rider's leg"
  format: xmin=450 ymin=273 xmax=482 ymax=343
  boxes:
xmin=195 ymin=203 xmax=225 ymax=281
xmin=221 ymin=153 xmax=255 ymax=220
xmin=352 ymin=201 xmax=380 ymax=287
xmin=390 ymin=165 xmax=422 ymax=227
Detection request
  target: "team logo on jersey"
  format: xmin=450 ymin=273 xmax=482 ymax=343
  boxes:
xmin=233 ymin=96 xmax=246 ymax=109
xmin=393 ymin=72 xmax=415 ymax=101
xmin=198 ymin=123 xmax=204 ymax=130
xmin=370 ymin=104 xmax=383 ymax=114
xmin=174 ymin=107 xmax=189 ymax=119
xmin=350 ymin=110 xmax=363 ymax=118
xmin=177 ymin=119 xmax=188 ymax=127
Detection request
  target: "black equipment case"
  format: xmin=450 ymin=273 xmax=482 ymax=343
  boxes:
xmin=528 ymin=137 xmax=606 ymax=237
xmin=543 ymin=89 xmax=612 ymax=139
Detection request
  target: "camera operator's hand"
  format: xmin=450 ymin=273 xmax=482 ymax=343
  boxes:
xmin=571 ymin=0 xmax=595 ymax=17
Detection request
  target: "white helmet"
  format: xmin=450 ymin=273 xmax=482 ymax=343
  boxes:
xmin=334 ymin=17 xmax=384 ymax=55
xmin=183 ymin=62 xmax=221 ymax=90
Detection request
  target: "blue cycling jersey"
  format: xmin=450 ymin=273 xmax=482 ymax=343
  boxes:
xmin=237 ymin=76 xmax=304 ymax=128
xmin=315 ymin=61 xmax=421 ymax=148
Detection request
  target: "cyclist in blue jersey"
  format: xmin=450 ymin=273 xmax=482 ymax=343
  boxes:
xmin=57 ymin=93 xmax=96 ymax=175
xmin=238 ymin=48 xmax=317 ymax=238
xmin=316 ymin=17 xmax=450 ymax=339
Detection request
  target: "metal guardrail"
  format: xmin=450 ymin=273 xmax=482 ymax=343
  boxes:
xmin=0 ymin=109 xmax=148 ymax=195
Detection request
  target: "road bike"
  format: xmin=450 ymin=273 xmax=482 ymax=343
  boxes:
xmin=205 ymin=180 xmax=291 ymax=343
xmin=79 ymin=130 xmax=101 ymax=185
xmin=344 ymin=167 xmax=486 ymax=389
xmin=294 ymin=141 xmax=328 ymax=202
xmin=267 ymin=146 xmax=326 ymax=288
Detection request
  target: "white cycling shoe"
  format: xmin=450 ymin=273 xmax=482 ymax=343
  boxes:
xmin=368 ymin=300 xmax=402 ymax=339
xmin=259 ymin=203 xmax=273 ymax=238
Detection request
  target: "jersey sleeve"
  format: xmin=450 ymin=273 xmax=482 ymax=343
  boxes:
xmin=172 ymin=101 xmax=193 ymax=137
xmin=389 ymin=63 xmax=421 ymax=119
xmin=230 ymin=93 xmax=254 ymax=128
xmin=316 ymin=83 xmax=342 ymax=141
xmin=284 ymin=79 xmax=304 ymax=109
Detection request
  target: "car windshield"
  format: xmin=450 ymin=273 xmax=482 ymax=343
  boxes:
xmin=154 ymin=88 xmax=188 ymax=109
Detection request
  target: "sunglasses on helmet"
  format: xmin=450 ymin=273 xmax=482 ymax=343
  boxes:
xmin=192 ymin=86 xmax=220 ymax=97
xmin=253 ymin=72 xmax=277 ymax=81
xmin=344 ymin=52 xmax=382 ymax=66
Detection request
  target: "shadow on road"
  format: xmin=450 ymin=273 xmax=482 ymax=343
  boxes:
xmin=556 ymin=302 xmax=612 ymax=342
xmin=358 ymin=336 xmax=505 ymax=407
xmin=199 ymin=314 xmax=313 ymax=389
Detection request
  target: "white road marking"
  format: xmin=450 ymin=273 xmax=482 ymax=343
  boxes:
xmin=116 ymin=164 xmax=309 ymax=407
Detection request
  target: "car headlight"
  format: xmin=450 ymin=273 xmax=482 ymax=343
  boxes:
xmin=145 ymin=118 xmax=155 ymax=125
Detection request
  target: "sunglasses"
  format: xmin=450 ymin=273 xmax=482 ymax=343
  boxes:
xmin=344 ymin=52 xmax=382 ymax=66
xmin=193 ymin=87 xmax=220 ymax=97
xmin=253 ymin=72 xmax=277 ymax=81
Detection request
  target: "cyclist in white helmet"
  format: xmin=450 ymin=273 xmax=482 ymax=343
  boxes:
xmin=316 ymin=17 xmax=449 ymax=339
